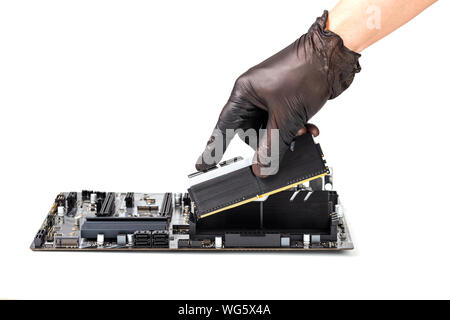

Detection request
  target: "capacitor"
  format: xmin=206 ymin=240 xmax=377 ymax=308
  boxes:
xmin=74 ymin=215 xmax=82 ymax=227
xmin=97 ymin=233 xmax=104 ymax=246
xmin=324 ymin=175 xmax=333 ymax=191
xmin=127 ymin=234 xmax=133 ymax=245
xmin=57 ymin=206 xmax=65 ymax=224
xmin=324 ymin=168 xmax=333 ymax=190
xmin=57 ymin=206 xmax=65 ymax=217
xmin=335 ymin=204 xmax=344 ymax=218
xmin=90 ymin=193 xmax=97 ymax=204
xmin=215 ymin=237 xmax=222 ymax=249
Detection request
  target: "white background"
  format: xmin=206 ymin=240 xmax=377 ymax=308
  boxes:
xmin=0 ymin=0 xmax=448 ymax=299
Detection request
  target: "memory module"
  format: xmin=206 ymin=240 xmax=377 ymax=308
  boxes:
xmin=188 ymin=134 xmax=329 ymax=219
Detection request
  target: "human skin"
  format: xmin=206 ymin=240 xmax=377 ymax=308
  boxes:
xmin=297 ymin=0 xmax=438 ymax=136
xmin=327 ymin=0 xmax=438 ymax=53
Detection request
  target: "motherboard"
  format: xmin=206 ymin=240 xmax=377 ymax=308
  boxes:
xmin=31 ymin=134 xmax=353 ymax=251
xmin=30 ymin=175 xmax=353 ymax=251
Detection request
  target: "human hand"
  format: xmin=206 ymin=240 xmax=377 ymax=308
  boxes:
xmin=196 ymin=11 xmax=361 ymax=177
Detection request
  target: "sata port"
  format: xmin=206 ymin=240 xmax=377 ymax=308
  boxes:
xmin=133 ymin=231 xmax=152 ymax=248
xmin=152 ymin=230 xmax=169 ymax=248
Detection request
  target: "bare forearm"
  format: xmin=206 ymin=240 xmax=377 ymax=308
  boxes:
xmin=327 ymin=0 xmax=438 ymax=52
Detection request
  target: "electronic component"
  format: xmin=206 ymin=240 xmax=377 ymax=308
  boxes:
xmin=30 ymin=136 xmax=354 ymax=252
xmin=82 ymin=190 xmax=93 ymax=201
xmin=152 ymin=230 xmax=169 ymax=248
xmin=57 ymin=206 xmax=65 ymax=224
xmin=34 ymin=230 xmax=46 ymax=248
xmin=96 ymin=192 xmax=115 ymax=217
xmin=97 ymin=234 xmax=104 ymax=246
xmin=137 ymin=206 xmax=159 ymax=214
xmin=281 ymin=237 xmax=290 ymax=248
xmin=178 ymin=239 xmax=190 ymax=248
xmin=175 ymin=193 xmax=182 ymax=206
xmin=182 ymin=193 xmax=191 ymax=207
xmin=125 ymin=192 xmax=134 ymax=209
xmin=172 ymin=224 xmax=189 ymax=234
xmin=188 ymin=134 xmax=329 ymax=219
xmin=117 ymin=234 xmax=127 ymax=246
xmin=215 ymin=236 xmax=222 ymax=249
xmin=81 ymin=217 xmax=168 ymax=239
xmin=160 ymin=192 xmax=173 ymax=216
xmin=225 ymin=233 xmax=281 ymax=248
xmin=54 ymin=236 xmax=79 ymax=248
xmin=57 ymin=206 xmax=65 ymax=216
xmin=324 ymin=172 xmax=333 ymax=190
xmin=55 ymin=193 xmax=65 ymax=207
xmin=66 ymin=192 xmax=77 ymax=215
xmin=127 ymin=234 xmax=133 ymax=245
xmin=32 ymin=187 xmax=352 ymax=251
xmin=133 ymin=231 xmax=152 ymax=248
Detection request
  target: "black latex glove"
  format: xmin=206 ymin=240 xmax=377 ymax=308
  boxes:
xmin=196 ymin=11 xmax=361 ymax=177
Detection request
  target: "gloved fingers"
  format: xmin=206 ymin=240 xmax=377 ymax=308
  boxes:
xmin=195 ymin=126 xmax=231 ymax=172
xmin=251 ymin=115 xmax=302 ymax=178
xmin=296 ymin=123 xmax=319 ymax=137
xmin=195 ymin=93 xmax=262 ymax=172
xmin=236 ymin=108 xmax=268 ymax=151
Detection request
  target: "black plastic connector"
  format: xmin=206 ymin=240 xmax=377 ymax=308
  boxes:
xmin=66 ymin=192 xmax=77 ymax=215
xmin=152 ymin=230 xmax=169 ymax=248
xmin=160 ymin=193 xmax=173 ymax=217
xmin=34 ymin=229 xmax=46 ymax=248
xmin=178 ymin=239 xmax=190 ymax=248
xmin=96 ymin=191 xmax=106 ymax=200
xmin=182 ymin=193 xmax=191 ymax=207
xmin=55 ymin=194 xmax=65 ymax=207
xmin=81 ymin=190 xmax=93 ymax=201
xmin=125 ymin=192 xmax=134 ymax=209
xmin=133 ymin=231 xmax=152 ymax=248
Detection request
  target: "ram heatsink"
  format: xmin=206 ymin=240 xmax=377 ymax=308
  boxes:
xmin=188 ymin=134 xmax=329 ymax=219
